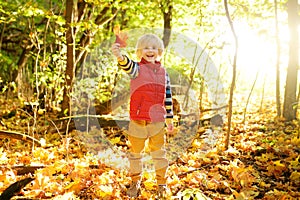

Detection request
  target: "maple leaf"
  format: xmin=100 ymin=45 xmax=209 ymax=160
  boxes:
xmin=97 ymin=185 xmax=113 ymax=198
xmin=230 ymin=160 xmax=255 ymax=188
xmin=289 ymin=155 xmax=300 ymax=170
xmin=267 ymin=160 xmax=287 ymax=178
xmin=64 ymin=178 xmax=81 ymax=193
xmin=113 ymin=25 xmax=128 ymax=48
xmin=289 ymin=171 xmax=300 ymax=185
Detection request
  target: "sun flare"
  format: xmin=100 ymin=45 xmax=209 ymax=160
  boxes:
xmin=237 ymin=23 xmax=277 ymax=81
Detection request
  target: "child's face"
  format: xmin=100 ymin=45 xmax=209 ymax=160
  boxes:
xmin=140 ymin=46 xmax=161 ymax=63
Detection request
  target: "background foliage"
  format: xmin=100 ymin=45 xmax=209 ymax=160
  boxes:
xmin=0 ymin=0 xmax=289 ymax=110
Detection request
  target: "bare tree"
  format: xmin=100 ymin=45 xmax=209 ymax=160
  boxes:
xmin=224 ymin=0 xmax=238 ymax=150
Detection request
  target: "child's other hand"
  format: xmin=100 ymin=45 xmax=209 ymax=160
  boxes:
xmin=167 ymin=123 xmax=174 ymax=133
xmin=111 ymin=43 xmax=123 ymax=61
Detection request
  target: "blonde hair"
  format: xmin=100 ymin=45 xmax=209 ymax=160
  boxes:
xmin=135 ymin=34 xmax=164 ymax=59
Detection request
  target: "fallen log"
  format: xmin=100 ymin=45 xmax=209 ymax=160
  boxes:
xmin=48 ymin=113 xmax=224 ymax=134
xmin=11 ymin=165 xmax=45 ymax=175
xmin=47 ymin=115 xmax=130 ymax=133
xmin=0 ymin=177 xmax=34 ymax=200
xmin=0 ymin=130 xmax=41 ymax=147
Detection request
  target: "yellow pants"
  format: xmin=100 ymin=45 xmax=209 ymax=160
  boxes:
xmin=127 ymin=120 xmax=168 ymax=185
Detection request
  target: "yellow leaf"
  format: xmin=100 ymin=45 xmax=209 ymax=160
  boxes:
xmin=195 ymin=191 xmax=212 ymax=200
xmin=273 ymin=160 xmax=285 ymax=168
xmin=45 ymin=192 xmax=53 ymax=197
xmin=256 ymin=153 xmax=274 ymax=162
xmin=64 ymin=178 xmax=81 ymax=193
xmin=232 ymin=190 xmax=245 ymax=200
xmin=192 ymin=139 xmax=203 ymax=149
xmin=143 ymin=171 xmax=155 ymax=180
xmin=140 ymin=189 xmax=152 ymax=199
xmin=290 ymin=171 xmax=300 ymax=183
xmin=291 ymin=136 xmax=300 ymax=145
xmin=110 ymin=137 xmax=120 ymax=145
xmin=289 ymin=155 xmax=300 ymax=170
xmin=144 ymin=180 xmax=156 ymax=190
xmin=259 ymin=181 xmax=271 ymax=188
xmin=168 ymin=174 xmax=180 ymax=187
xmin=267 ymin=160 xmax=287 ymax=178
xmin=98 ymin=185 xmax=113 ymax=197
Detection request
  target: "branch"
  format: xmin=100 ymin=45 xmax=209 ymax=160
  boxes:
xmin=0 ymin=130 xmax=41 ymax=147
xmin=75 ymin=6 xmax=119 ymax=65
xmin=94 ymin=6 xmax=118 ymax=25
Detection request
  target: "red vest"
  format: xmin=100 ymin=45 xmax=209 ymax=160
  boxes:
xmin=130 ymin=58 xmax=166 ymax=122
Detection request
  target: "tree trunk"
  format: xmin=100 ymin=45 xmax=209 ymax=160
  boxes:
xmin=61 ymin=0 xmax=75 ymax=116
xmin=274 ymin=0 xmax=282 ymax=117
xmin=224 ymin=0 xmax=238 ymax=150
xmin=160 ymin=0 xmax=172 ymax=48
xmin=283 ymin=0 xmax=299 ymax=121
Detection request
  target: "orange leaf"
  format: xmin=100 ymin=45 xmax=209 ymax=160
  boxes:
xmin=113 ymin=25 xmax=120 ymax=35
xmin=113 ymin=25 xmax=128 ymax=48
xmin=64 ymin=178 xmax=82 ymax=193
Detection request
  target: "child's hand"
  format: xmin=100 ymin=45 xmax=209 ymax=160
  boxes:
xmin=111 ymin=43 xmax=123 ymax=61
xmin=167 ymin=123 xmax=174 ymax=133
xmin=165 ymin=118 xmax=174 ymax=133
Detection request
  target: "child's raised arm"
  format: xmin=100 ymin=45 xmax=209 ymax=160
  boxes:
xmin=111 ymin=43 xmax=124 ymax=62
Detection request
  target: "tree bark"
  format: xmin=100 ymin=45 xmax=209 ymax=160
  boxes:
xmin=160 ymin=0 xmax=172 ymax=48
xmin=283 ymin=0 xmax=299 ymax=121
xmin=61 ymin=0 xmax=75 ymax=116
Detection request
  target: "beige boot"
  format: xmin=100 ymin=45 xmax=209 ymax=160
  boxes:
xmin=126 ymin=181 xmax=140 ymax=197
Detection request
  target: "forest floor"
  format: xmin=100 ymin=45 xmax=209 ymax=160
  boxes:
xmin=0 ymin=96 xmax=300 ymax=200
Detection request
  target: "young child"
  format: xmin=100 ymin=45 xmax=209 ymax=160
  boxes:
xmin=112 ymin=33 xmax=174 ymax=198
